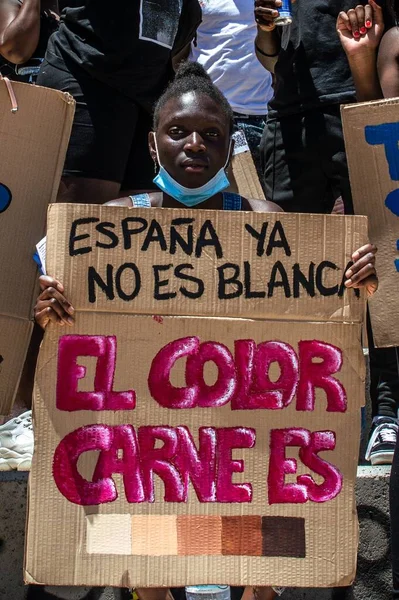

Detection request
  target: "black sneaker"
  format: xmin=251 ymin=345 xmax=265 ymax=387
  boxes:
xmin=365 ymin=416 xmax=398 ymax=465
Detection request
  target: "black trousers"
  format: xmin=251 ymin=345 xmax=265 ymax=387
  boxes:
xmin=391 ymin=437 xmax=399 ymax=598
xmin=367 ymin=314 xmax=399 ymax=420
xmin=260 ymin=105 xmax=354 ymax=214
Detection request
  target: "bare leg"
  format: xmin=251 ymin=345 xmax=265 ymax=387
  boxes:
xmin=57 ymin=177 xmax=121 ymax=205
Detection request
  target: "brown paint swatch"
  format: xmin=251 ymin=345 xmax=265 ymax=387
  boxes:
xmin=221 ymin=516 xmax=262 ymax=556
xmin=262 ymin=516 xmax=306 ymax=558
xmin=177 ymin=515 xmax=222 ymax=555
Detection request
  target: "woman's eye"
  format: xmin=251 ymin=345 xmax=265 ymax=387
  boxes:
xmin=206 ymin=131 xmax=219 ymax=138
xmin=169 ymin=127 xmax=184 ymax=136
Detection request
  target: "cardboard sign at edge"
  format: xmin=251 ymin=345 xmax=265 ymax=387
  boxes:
xmin=342 ymin=98 xmax=399 ymax=347
xmin=0 ymin=81 xmax=75 ymax=415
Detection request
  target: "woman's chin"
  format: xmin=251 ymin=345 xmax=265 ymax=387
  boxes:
xmin=179 ymin=168 xmax=211 ymax=188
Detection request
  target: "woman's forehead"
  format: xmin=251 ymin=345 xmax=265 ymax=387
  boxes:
xmin=159 ymin=91 xmax=228 ymax=126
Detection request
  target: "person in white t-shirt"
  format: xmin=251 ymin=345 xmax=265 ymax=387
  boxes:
xmin=188 ymin=0 xmax=273 ymax=179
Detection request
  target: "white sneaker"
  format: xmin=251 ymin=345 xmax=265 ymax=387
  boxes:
xmin=0 ymin=410 xmax=33 ymax=471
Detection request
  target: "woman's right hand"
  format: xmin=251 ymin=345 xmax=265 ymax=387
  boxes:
xmin=254 ymin=0 xmax=282 ymax=31
xmin=337 ymin=0 xmax=384 ymax=56
xmin=34 ymin=276 xmax=75 ymax=329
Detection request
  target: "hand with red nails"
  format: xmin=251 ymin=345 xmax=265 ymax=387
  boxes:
xmin=34 ymin=275 xmax=75 ymax=330
xmin=336 ymin=0 xmax=384 ymax=55
xmin=344 ymin=243 xmax=378 ymax=298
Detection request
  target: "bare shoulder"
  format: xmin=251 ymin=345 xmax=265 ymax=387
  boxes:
xmin=380 ymin=25 xmax=399 ymax=52
xmin=378 ymin=26 xmax=399 ymax=98
xmin=379 ymin=26 xmax=399 ymax=64
xmin=246 ymin=197 xmax=284 ymax=213
xmin=105 ymin=196 xmax=133 ymax=207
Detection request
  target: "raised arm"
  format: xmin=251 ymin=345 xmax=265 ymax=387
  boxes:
xmin=0 ymin=0 xmax=42 ymax=64
xmin=377 ymin=26 xmax=399 ymax=99
xmin=254 ymin=0 xmax=282 ymax=73
xmin=336 ymin=0 xmax=385 ymax=101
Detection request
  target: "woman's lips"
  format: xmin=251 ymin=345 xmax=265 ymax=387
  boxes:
xmin=184 ymin=165 xmax=207 ymax=173
xmin=182 ymin=159 xmax=208 ymax=173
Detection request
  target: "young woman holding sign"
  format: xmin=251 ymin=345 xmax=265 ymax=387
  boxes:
xmin=34 ymin=63 xmax=378 ymax=600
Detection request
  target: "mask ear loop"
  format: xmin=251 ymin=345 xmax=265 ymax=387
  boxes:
xmin=153 ymin=134 xmax=162 ymax=165
xmin=152 ymin=133 xmax=161 ymax=174
xmin=224 ymin=139 xmax=233 ymax=171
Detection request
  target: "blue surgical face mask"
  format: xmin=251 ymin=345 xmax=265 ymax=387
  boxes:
xmin=153 ymin=136 xmax=231 ymax=207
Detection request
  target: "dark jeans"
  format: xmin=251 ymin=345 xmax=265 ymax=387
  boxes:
xmin=233 ymin=113 xmax=266 ymax=186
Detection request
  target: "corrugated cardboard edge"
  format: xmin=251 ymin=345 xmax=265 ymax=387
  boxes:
xmin=24 ymin=387 xmax=45 ymax=586
xmin=231 ymin=151 xmax=265 ymax=200
xmin=341 ymin=96 xmax=399 ymax=115
xmin=26 ymin=88 xmax=75 ymax=318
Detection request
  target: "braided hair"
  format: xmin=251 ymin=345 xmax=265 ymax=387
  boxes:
xmin=153 ymin=62 xmax=235 ymax=133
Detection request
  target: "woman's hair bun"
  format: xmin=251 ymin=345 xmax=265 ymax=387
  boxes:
xmin=153 ymin=61 xmax=234 ymax=133
xmin=174 ymin=61 xmax=213 ymax=83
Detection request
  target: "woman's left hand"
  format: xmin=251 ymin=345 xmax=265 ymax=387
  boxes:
xmin=344 ymin=243 xmax=378 ymax=297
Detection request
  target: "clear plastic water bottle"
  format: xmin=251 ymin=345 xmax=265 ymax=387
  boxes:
xmin=185 ymin=586 xmax=231 ymax=600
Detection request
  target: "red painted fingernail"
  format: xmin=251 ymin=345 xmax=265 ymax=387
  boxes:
xmin=353 ymin=30 xmax=360 ymax=38
xmin=360 ymin=26 xmax=367 ymax=34
xmin=366 ymin=20 xmax=372 ymax=27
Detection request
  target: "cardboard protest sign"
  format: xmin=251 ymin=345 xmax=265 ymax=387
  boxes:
xmin=25 ymin=205 xmax=367 ymax=589
xmin=342 ymin=99 xmax=399 ymax=347
xmin=0 ymin=80 xmax=75 ymax=415
xmin=230 ymin=130 xmax=265 ymax=200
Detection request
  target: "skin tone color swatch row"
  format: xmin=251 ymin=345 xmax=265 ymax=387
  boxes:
xmin=85 ymin=514 xmax=306 ymax=558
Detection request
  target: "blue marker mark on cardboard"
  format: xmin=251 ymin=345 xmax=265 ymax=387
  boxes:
xmin=365 ymin=122 xmax=399 ymax=270
xmin=0 ymin=183 xmax=12 ymax=213
xmin=365 ymin=122 xmax=399 ymax=215
xmin=386 ymin=189 xmax=399 ymax=217
xmin=365 ymin=123 xmax=399 ymax=180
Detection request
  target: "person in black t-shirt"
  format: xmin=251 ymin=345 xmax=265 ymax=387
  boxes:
xmin=253 ymin=0 xmax=388 ymax=215
xmin=0 ymin=0 xmax=59 ymax=83
xmin=36 ymin=0 xmax=202 ymax=206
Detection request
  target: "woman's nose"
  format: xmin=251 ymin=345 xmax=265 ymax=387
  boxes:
xmin=184 ymin=131 xmax=206 ymax=152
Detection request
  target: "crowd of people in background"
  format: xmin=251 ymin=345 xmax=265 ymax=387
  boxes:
xmin=0 ymin=0 xmax=398 ymax=598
